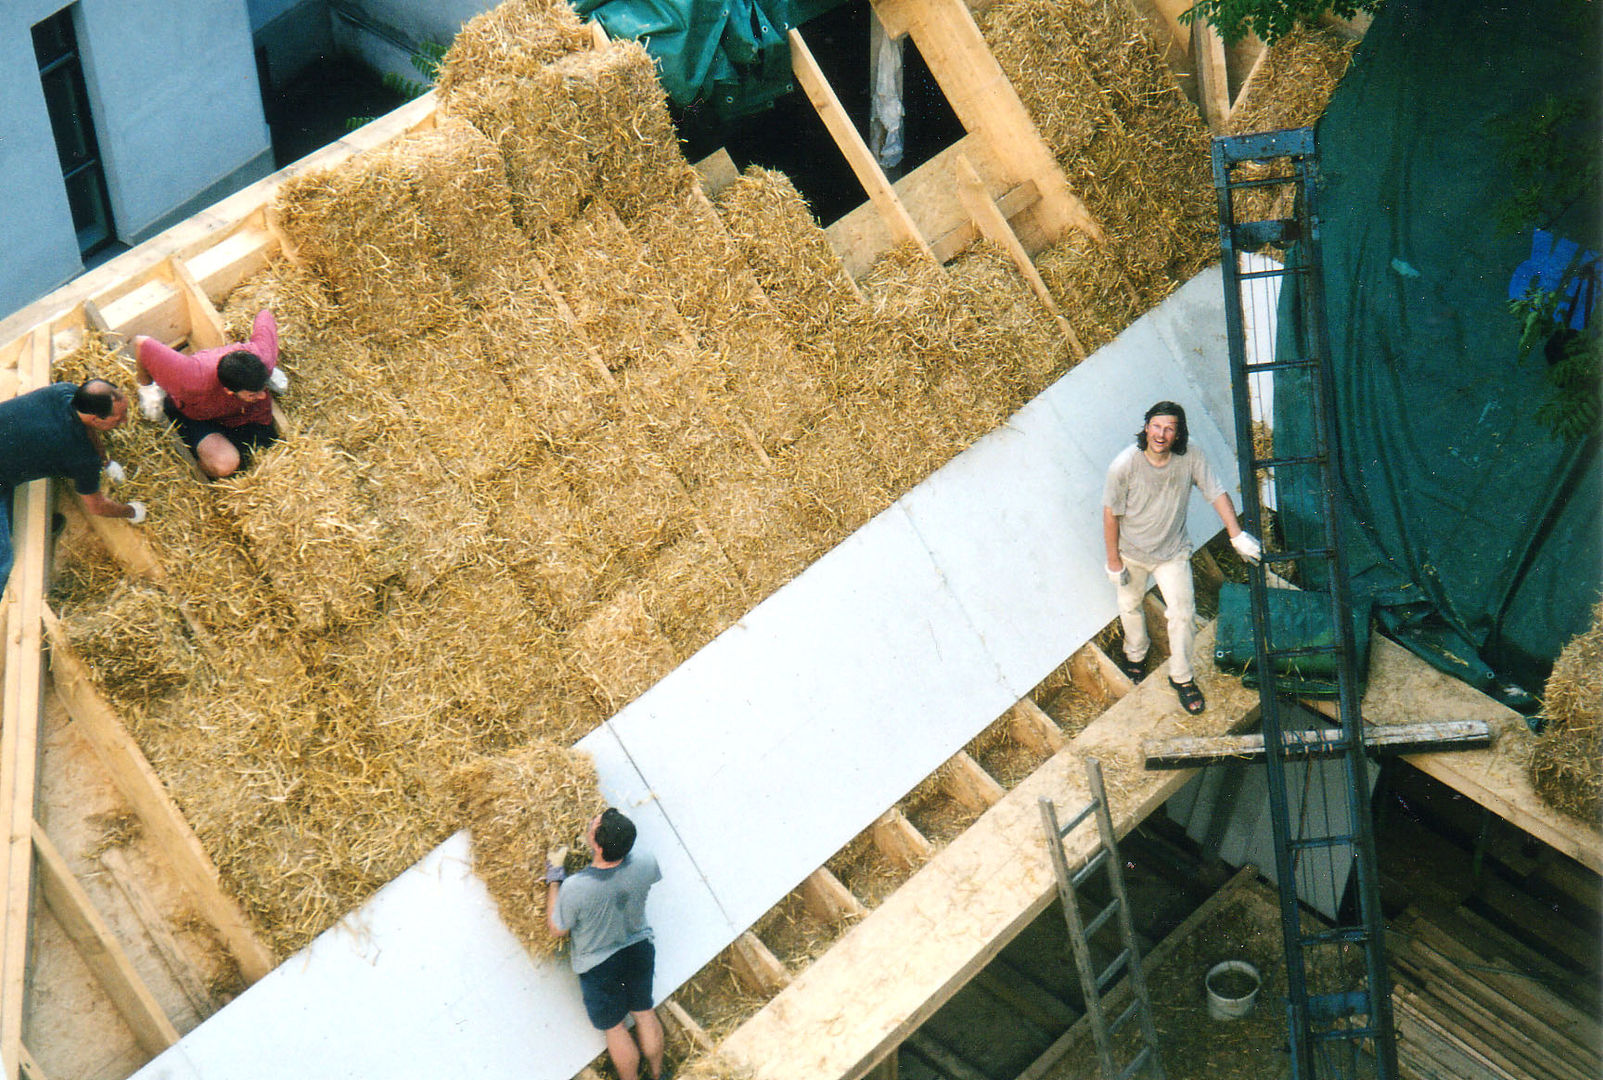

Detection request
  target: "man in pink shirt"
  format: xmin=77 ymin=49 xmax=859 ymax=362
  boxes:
xmin=133 ymin=309 xmax=287 ymax=478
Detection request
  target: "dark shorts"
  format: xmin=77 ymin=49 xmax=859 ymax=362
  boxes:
xmin=577 ymin=939 xmax=655 ymax=1030
xmin=165 ymin=399 xmax=277 ymax=466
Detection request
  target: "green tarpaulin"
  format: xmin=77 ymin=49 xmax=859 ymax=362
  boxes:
xmin=1276 ymin=0 xmax=1601 ymax=703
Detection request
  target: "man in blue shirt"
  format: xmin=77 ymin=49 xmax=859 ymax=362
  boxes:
xmin=0 ymin=381 xmax=144 ymax=595
xmin=547 ymin=808 xmax=668 ymax=1080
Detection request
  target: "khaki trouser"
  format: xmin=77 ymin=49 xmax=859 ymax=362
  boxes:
xmin=1115 ymin=552 xmax=1197 ymax=683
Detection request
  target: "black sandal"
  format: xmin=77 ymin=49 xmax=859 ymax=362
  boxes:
xmin=1170 ymin=677 xmax=1206 ymax=714
xmin=1113 ymin=652 xmax=1146 ymax=682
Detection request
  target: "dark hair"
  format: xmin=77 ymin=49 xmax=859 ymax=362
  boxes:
xmin=216 ymin=350 xmax=268 ymax=393
xmin=1136 ymin=400 xmax=1189 ymax=455
xmin=594 ymin=808 xmax=637 ymax=862
xmin=73 ymin=379 xmax=121 ymax=419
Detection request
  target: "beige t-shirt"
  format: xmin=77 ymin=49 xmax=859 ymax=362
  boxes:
xmin=1103 ymin=444 xmax=1226 ymax=565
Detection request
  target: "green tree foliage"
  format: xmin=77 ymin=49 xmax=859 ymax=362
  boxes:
xmin=1179 ymin=0 xmax=1384 ymax=44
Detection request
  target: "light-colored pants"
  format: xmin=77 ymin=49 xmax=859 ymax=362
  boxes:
xmin=1116 ymin=553 xmax=1197 ymax=683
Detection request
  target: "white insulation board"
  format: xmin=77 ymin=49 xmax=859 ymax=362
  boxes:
xmin=133 ymin=265 xmax=1239 ymax=1080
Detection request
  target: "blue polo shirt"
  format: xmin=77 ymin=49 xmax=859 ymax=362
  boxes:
xmin=0 ymin=383 xmax=103 ymax=495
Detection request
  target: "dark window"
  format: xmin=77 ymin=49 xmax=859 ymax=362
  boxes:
xmin=32 ymin=7 xmax=116 ymax=258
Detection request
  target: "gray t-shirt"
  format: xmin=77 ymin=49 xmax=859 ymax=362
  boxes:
xmin=1103 ymin=444 xmax=1226 ymax=565
xmin=553 ymin=851 xmax=661 ymax=974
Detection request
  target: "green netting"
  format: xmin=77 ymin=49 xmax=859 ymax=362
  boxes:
xmin=1275 ymin=0 xmax=1601 ymax=702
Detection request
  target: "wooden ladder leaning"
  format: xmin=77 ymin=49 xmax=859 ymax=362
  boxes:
xmin=1039 ymin=758 xmax=1167 ymax=1080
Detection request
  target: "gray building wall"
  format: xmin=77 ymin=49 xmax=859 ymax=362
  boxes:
xmin=1 ymin=0 xmax=273 ymax=319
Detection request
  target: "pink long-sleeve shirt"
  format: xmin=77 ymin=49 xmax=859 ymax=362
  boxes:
xmin=138 ymin=309 xmax=278 ymax=428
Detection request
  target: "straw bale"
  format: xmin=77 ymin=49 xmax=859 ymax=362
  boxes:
xmin=58 ymin=582 xmax=201 ymax=708
xmin=714 ymin=167 xmax=864 ymax=340
xmin=434 ymin=0 xmax=592 ymax=100
xmin=220 ymin=259 xmax=339 ymax=364
xmin=216 ymin=435 xmax=398 ymax=633
xmin=48 ymin=517 xmax=125 ymax=611
xmin=637 ymin=535 xmax=749 ymax=661
xmin=945 ymin=241 xmax=1070 ymax=394
xmin=693 ymin=472 xmax=828 ymax=598
xmin=1531 ymin=600 xmax=1603 ymax=822
xmin=630 ymin=188 xmax=777 ymax=342
xmin=561 ymin=419 xmax=696 ymax=574
xmin=583 ymin=43 xmax=697 ymax=219
xmin=974 ymin=0 xmax=1105 ymax=159
xmin=451 ymin=741 xmax=602 ymax=957
xmin=472 ymin=266 xmax=619 ymax=443
xmin=1035 ymin=234 xmax=1143 ymax=356
xmin=273 ymin=156 xmax=460 ymax=344
xmin=1227 ymin=26 xmax=1357 ymax=136
xmin=403 ymin=117 xmax=530 ymax=296
xmin=540 ymin=202 xmax=690 ymax=367
xmin=775 ymin=408 xmax=897 ymax=542
xmin=568 ymin=585 xmax=679 ymax=711
xmin=51 ymin=329 xmax=134 ymax=390
xmin=278 ymin=337 xmax=411 ymax=451
xmin=360 ymin=432 xmax=492 ymax=593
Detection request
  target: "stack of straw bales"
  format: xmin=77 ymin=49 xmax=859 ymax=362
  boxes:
xmin=52 ymin=0 xmax=1193 ymax=957
xmin=1530 ymin=602 xmax=1602 ymax=823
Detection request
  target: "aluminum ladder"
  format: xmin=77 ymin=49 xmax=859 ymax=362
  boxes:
xmin=1210 ymin=127 xmax=1399 ymax=1080
xmin=1039 ymin=758 xmax=1165 ymax=1080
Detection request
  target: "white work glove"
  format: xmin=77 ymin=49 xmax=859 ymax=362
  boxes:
xmin=1106 ymin=564 xmax=1130 ymax=587
xmin=1231 ymin=531 xmax=1262 ymax=564
xmin=545 ymin=845 xmax=570 ymax=883
xmin=266 ymin=367 xmax=289 ymax=396
xmin=137 ymin=382 xmax=166 ymax=421
xmin=103 ymin=460 xmax=125 ymax=485
xmin=127 ymin=501 xmax=147 ymax=525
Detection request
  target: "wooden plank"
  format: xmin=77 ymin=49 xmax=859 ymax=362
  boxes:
xmin=0 ymin=331 xmax=51 ymax=1080
xmin=32 ymin=822 xmax=179 ymax=1056
xmin=15 ymin=1045 xmax=44 ymax=1080
xmin=183 ymin=227 xmax=276 ymax=314
xmin=1017 ymin=864 xmax=1262 ymax=1080
xmin=96 ymin=279 xmax=185 ymax=351
xmin=1193 ymin=16 xmax=1232 ymax=131
xmin=952 ymin=154 xmax=1084 ymax=361
xmin=729 ymin=931 xmax=792 ymax=997
xmin=871 ymin=0 xmax=1100 ymax=249
xmin=796 ymin=868 xmax=867 ymax=925
xmin=1090 ymin=643 xmax=1137 ymax=700
xmin=789 ymin=29 xmax=937 ymax=264
xmin=42 ymin=611 xmax=276 ymax=982
xmin=1143 ymin=719 xmax=1494 ymax=769
xmin=1006 ymin=699 xmax=1066 ymax=758
xmin=1133 ymin=0 xmax=1192 ymax=57
xmin=871 ymin=808 xmax=934 ymax=870
xmin=660 ymin=999 xmax=716 ymax=1054
xmin=940 ymin=751 xmax=1006 ymax=811
xmin=905 ymin=1031 xmax=989 ymax=1080
xmin=57 ymin=481 xmax=164 ymax=584
xmin=719 ymin=626 xmax=1260 ymax=1080
xmin=167 ymin=258 xmax=228 ymax=351
xmin=693 ymin=149 xmax=741 ymax=197
xmin=99 ymin=847 xmax=215 ymax=1021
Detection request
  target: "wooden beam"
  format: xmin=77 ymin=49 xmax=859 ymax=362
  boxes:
xmin=1143 ymin=719 xmax=1495 ymax=770
xmin=789 ymin=29 xmax=937 ymax=265
xmin=1006 ymin=698 xmax=1066 ymax=758
xmin=871 ymin=0 xmax=1100 ymax=246
xmin=99 ymin=847 xmax=215 ymax=1020
xmin=167 ymin=257 xmax=228 ymax=351
xmin=660 ymin=999 xmax=716 ymax=1055
xmin=1193 ymin=16 xmax=1232 ymax=131
xmin=0 ymin=331 xmax=51 ymax=1080
xmin=1090 ymin=642 xmax=1138 ymax=699
xmin=15 ymin=1045 xmax=44 ymax=1080
xmin=56 ymin=485 xmax=165 ymax=584
xmin=870 ymin=808 xmax=934 ymax=870
xmin=940 ymin=751 xmax=1006 ymax=811
xmin=692 ymin=149 xmax=741 ymax=198
xmin=33 ymin=822 xmax=179 ymax=1056
xmin=796 ymin=867 xmax=867 ymax=925
xmin=729 ymin=931 xmax=792 ymax=997
xmin=952 ymin=154 xmax=1084 ymax=361
xmin=43 ymin=610 xmax=276 ymax=981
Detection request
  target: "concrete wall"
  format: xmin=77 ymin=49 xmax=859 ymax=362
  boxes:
xmin=250 ymin=0 xmax=334 ymax=91
xmin=0 ymin=0 xmax=273 ymax=319
xmin=328 ymin=0 xmax=495 ymax=82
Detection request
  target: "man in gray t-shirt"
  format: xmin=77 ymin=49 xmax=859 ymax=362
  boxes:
xmin=1102 ymin=401 xmax=1260 ymax=713
xmin=547 ymin=808 xmax=668 ymax=1080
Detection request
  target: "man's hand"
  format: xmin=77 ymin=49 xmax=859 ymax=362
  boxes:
xmin=1231 ymin=531 xmax=1262 ymax=564
xmin=1106 ymin=563 xmax=1130 ymax=587
xmin=545 ymin=845 xmax=570 ymax=883
xmin=136 ymin=383 xmax=165 ymax=422
xmin=103 ymin=460 xmax=125 ymax=485
xmin=127 ymin=501 xmax=147 ymax=525
xmin=267 ymin=367 xmax=289 ymax=396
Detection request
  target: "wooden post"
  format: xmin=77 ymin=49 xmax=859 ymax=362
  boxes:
xmin=729 ymin=931 xmax=792 ymax=996
xmin=940 ymin=751 xmax=1006 ymax=811
xmin=796 ymin=867 xmax=867 ymax=925
xmin=1006 ymin=699 xmax=1066 ymax=757
xmin=870 ymin=808 xmax=934 ymax=869
xmin=167 ymin=257 xmax=228 ymax=351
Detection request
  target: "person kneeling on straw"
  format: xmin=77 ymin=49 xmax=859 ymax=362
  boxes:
xmin=547 ymin=808 xmax=671 ymax=1080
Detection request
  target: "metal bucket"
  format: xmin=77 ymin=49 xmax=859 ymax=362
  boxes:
xmin=1206 ymin=960 xmax=1262 ymax=1020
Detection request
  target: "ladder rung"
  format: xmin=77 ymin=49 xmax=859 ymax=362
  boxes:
xmin=1225 ymin=172 xmax=1303 ymax=191
xmin=1243 ymin=357 xmax=1318 ymax=374
xmin=1084 ymin=898 xmax=1121 ymax=939
xmin=1287 ymin=833 xmax=1358 ymax=853
xmin=1096 ymin=948 xmax=1130 ymax=991
xmin=1253 ymin=452 xmax=1325 ymax=469
xmin=1244 ymin=546 xmax=1332 ymax=563
xmin=1238 ymin=264 xmax=1310 ymax=281
xmin=1262 ymin=643 xmax=1343 ymax=661
xmin=1071 ymin=848 xmax=1110 ymax=888
xmin=1059 ymin=800 xmax=1099 ymax=837
xmin=1300 ymin=925 xmax=1371 ymax=947
xmin=1117 ymin=1045 xmax=1154 ymax=1080
xmin=1109 ymin=997 xmax=1141 ymax=1034
xmin=1312 ymin=1025 xmax=1380 ymax=1045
